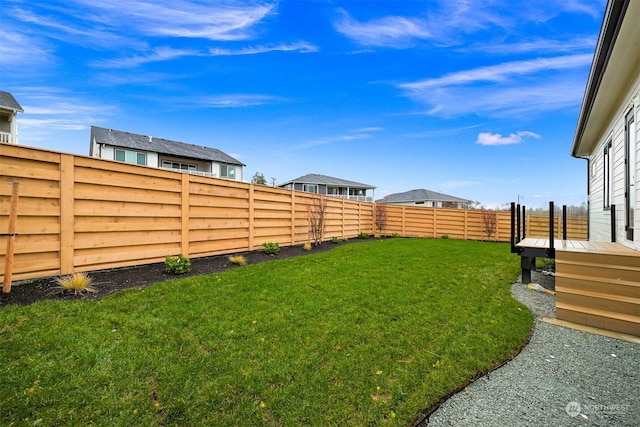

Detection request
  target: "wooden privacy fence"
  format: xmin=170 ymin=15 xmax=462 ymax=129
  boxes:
xmin=0 ymin=144 xmax=587 ymax=283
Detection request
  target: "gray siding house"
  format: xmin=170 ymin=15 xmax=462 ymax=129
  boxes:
xmin=0 ymin=91 xmax=23 ymax=144
xmin=279 ymin=173 xmax=376 ymax=202
xmin=377 ymin=188 xmax=471 ymax=209
xmin=90 ymin=126 xmax=244 ymax=181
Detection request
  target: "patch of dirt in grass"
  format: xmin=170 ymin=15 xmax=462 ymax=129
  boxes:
xmin=1 ymin=242 xmax=348 ymax=307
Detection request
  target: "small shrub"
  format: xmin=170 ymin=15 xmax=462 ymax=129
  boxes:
xmin=441 ymin=235 xmax=449 ymax=239
xmin=374 ymin=234 xmax=381 ymax=239
xmin=55 ymin=272 xmax=96 ymax=294
xmin=165 ymin=254 xmax=191 ymax=274
xmin=229 ymin=255 xmax=246 ymax=266
xmin=262 ymin=242 xmax=280 ymax=255
xmin=358 ymin=232 xmax=370 ymax=239
xmin=303 ymin=242 xmax=312 ymax=251
xmin=392 ymin=233 xmax=400 ymax=238
xmin=330 ymin=237 xmax=343 ymax=244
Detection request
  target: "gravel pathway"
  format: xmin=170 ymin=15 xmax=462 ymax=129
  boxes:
xmin=423 ymin=271 xmax=639 ymax=426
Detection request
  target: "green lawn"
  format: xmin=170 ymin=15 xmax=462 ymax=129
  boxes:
xmin=0 ymin=239 xmax=532 ymax=426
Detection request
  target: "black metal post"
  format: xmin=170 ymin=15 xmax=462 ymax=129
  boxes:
xmin=522 ymin=205 xmax=526 ymax=239
xmin=611 ymin=204 xmax=616 ymax=242
xmin=510 ymin=202 xmax=516 ymax=252
xmin=562 ymin=205 xmax=567 ymax=240
xmin=516 ymin=204 xmax=521 ymax=244
xmin=548 ymin=201 xmax=555 ymax=257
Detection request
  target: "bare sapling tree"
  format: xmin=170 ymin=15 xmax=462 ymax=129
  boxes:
xmin=481 ymin=207 xmax=498 ymax=240
xmin=375 ymin=203 xmax=388 ymax=235
xmin=307 ymin=196 xmax=328 ymax=245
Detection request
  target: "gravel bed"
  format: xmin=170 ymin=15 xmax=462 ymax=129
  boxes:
xmin=422 ymin=270 xmax=639 ymax=426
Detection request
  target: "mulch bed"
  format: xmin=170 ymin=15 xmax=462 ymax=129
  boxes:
xmin=1 ymin=242 xmax=348 ymax=307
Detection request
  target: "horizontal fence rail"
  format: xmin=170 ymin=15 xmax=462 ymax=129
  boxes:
xmin=0 ymin=144 xmax=587 ymax=282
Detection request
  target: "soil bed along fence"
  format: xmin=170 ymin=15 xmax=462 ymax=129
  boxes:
xmin=0 ymin=144 xmax=587 ymax=283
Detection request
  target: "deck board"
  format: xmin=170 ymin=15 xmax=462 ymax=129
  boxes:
xmin=517 ymin=239 xmax=637 ymax=255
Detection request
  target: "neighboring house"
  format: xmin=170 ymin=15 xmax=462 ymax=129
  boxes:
xmin=0 ymin=91 xmax=24 ymax=144
xmin=376 ymin=188 xmax=472 ymax=209
xmin=90 ymin=126 xmax=244 ymax=181
xmin=279 ymin=173 xmax=376 ymax=202
xmin=571 ymin=0 xmax=639 ymax=251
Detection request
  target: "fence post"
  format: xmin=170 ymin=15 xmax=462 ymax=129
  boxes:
xmin=291 ymin=188 xmax=296 ymax=245
xmin=2 ymin=182 xmax=19 ymax=294
xmin=60 ymin=154 xmax=75 ymax=275
xmin=248 ymin=185 xmax=254 ymax=251
xmin=181 ymin=174 xmax=190 ymax=256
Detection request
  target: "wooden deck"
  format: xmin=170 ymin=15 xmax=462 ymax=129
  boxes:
xmin=517 ymin=238 xmax=636 ymax=254
xmin=516 ymin=239 xmax=640 ymax=337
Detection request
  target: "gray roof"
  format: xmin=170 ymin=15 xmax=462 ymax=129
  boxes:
xmin=0 ymin=91 xmax=24 ymax=113
xmin=91 ymin=126 xmax=244 ymax=166
xmin=279 ymin=173 xmax=375 ymax=189
xmin=377 ymin=189 xmax=471 ymax=204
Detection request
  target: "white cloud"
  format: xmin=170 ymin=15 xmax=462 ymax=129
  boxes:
xmin=198 ymin=94 xmax=281 ymax=108
xmin=333 ymin=9 xmax=430 ymax=48
xmin=401 ymin=55 xmax=592 ymax=91
xmin=293 ymin=128 xmax=380 ymax=150
xmin=398 ymin=54 xmax=592 ymax=117
xmin=210 ymin=42 xmax=318 ymax=56
xmin=92 ymin=47 xmax=202 ymax=68
xmin=476 ymin=131 xmax=541 ymax=146
xmin=67 ymin=0 xmax=277 ymax=42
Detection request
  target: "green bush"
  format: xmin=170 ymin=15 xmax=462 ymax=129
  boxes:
xmin=358 ymin=232 xmax=370 ymax=239
xmin=441 ymin=234 xmax=449 ymax=239
xmin=330 ymin=237 xmax=343 ymax=244
xmin=165 ymin=253 xmax=191 ymax=274
xmin=262 ymin=242 xmax=280 ymax=255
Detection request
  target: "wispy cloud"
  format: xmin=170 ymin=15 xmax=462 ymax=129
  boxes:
xmin=476 ymin=131 xmax=541 ymax=146
xmin=93 ymin=47 xmax=203 ymax=68
xmin=197 ymin=94 xmax=282 ymax=108
xmin=334 ymin=9 xmax=430 ymax=48
xmin=66 ymin=0 xmax=277 ymax=42
xmin=465 ymin=36 xmax=597 ymax=55
xmin=401 ymin=55 xmax=591 ymax=90
xmin=294 ymin=127 xmax=383 ymax=150
xmin=398 ymin=54 xmax=592 ymax=117
xmin=210 ymin=42 xmax=318 ymax=56
xmin=0 ymin=24 xmax=55 ymax=70
xmin=15 ymin=89 xmax=117 ymax=142
xmin=334 ymin=0 xmax=603 ymax=49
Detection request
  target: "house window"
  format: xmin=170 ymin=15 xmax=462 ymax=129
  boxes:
xmin=603 ymin=141 xmax=612 ymax=209
xmin=220 ymin=164 xmax=236 ymax=179
xmin=303 ymin=184 xmax=318 ymax=193
xmin=161 ymin=160 xmax=197 ymax=172
xmin=115 ymin=149 xmax=146 ymax=166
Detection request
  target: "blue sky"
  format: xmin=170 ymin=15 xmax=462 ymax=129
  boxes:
xmin=1 ymin=0 xmax=606 ymax=208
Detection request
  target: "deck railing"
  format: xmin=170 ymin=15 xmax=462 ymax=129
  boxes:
xmin=0 ymin=132 xmax=17 ymax=144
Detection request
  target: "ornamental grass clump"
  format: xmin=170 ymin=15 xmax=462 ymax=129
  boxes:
xmin=303 ymin=242 xmax=312 ymax=251
xmin=55 ymin=272 xmax=96 ymax=294
xmin=229 ymin=255 xmax=246 ymax=266
xmin=165 ymin=254 xmax=191 ymax=274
